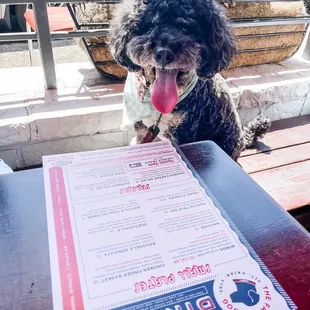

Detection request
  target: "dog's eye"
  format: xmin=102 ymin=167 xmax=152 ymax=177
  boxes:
xmin=143 ymin=0 xmax=147 ymax=4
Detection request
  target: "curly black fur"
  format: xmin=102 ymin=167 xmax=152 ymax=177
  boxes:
xmin=303 ymin=0 xmax=310 ymax=14
xmin=109 ymin=0 xmax=271 ymax=161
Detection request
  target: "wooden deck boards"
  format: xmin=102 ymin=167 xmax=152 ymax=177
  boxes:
xmin=250 ymin=160 xmax=310 ymax=211
xmin=240 ymin=143 xmax=310 ymax=174
xmin=241 ymin=115 xmax=310 ymax=157
xmin=239 ymin=115 xmax=310 ymax=211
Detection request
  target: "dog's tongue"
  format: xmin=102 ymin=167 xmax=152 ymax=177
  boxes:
xmin=151 ymin=68 xmax=178 ymax=114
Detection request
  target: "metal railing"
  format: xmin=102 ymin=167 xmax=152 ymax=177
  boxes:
xmin=0 ymin=0 xmax=117 ymax=89
xmin=0 ymin=0 xmax=310 ymax=89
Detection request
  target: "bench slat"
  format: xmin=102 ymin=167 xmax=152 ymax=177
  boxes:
xmin=241 ymin=115 xmax=310 ymax=157
xmin=239 ymin=142 xmax=310 ymax=174
xmin=249 ymin=160 xmax=310 ymax=211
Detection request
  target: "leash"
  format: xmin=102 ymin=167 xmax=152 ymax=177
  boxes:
xmin=140 ymin=113 xmax=162 ymax=144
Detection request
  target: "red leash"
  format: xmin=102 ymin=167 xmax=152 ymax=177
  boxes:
xmin=140 ymin=113 xmax=162 ymax=144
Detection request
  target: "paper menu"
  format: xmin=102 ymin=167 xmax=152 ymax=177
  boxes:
xmin=43 ymin=141 xmax=296 ymax=310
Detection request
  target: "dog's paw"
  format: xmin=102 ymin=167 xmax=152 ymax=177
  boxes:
xmin=134 ymin=121 xmax=147 ymax=131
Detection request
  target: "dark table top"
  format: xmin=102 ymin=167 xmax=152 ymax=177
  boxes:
xmin=1 ymin=141 xmax=310 ymax=310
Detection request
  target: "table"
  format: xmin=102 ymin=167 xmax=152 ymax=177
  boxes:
xmin=0 ymin=141 xmax=310 ymax=310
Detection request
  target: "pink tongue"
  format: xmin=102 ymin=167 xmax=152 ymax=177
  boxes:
xmin=151 ymin=68 xmax=178 ymax=114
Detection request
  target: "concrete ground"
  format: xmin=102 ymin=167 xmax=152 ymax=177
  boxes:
xmin=1 ymin=24 xmax=310 ymax=169
xmin=0 ymin=16 xmax=89 ymax=68
xmin=1 ymin=56 xmax=310 ymax=170
xmin=0 ymin=38 xmax=89 ymax=68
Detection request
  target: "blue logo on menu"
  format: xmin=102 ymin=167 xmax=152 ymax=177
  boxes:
xmin=230 ymin=279 xmax=260 ymax=307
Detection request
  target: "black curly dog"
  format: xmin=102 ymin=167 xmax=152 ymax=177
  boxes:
xmin=109 ymin=0 xmax=270 ymax=161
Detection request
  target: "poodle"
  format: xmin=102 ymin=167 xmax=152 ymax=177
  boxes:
xmin=108 ymin=0 xmax=270 ymax=161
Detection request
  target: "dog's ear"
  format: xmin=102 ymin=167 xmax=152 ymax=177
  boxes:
xmin=108 ymin=6 xmax=141 ymax=72
xmin=196 ymin=3 xmax=236 ymax=79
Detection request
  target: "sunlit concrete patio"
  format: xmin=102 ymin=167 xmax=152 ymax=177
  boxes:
xmin=1 ymin=49 xmax=310 ymax=169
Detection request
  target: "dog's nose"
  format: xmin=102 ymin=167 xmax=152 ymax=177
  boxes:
xmin=154 ymin=48 xmax=175 ymax=66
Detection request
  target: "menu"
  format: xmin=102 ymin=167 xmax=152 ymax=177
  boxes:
xmin=43 ymin=141 xmax=297 ymax=310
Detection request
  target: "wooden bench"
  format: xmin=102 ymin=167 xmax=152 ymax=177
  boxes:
xmin=239 ymin=114 xmax=310 ymax=229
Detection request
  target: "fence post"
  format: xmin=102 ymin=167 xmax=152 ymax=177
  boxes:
xmin=33 ymin=0 xmax=57 ymax=89
xmin=302 ymin=26 xmax=310 ymax=60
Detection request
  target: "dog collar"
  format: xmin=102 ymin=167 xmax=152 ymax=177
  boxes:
xmin=121 ymin=70 xmax=198 ymax=130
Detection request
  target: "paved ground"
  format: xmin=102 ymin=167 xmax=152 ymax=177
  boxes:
xmin=0 ymin=38 xmax=89 ymax=68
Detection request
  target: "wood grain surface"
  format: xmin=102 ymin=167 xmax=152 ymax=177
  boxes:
xmin=240 ymin=115 xmax=310 ymax=211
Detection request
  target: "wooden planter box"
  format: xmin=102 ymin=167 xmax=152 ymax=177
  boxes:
xmin=226 ymin=1 xmax=307 ymax=68
xmin=74 ymin=3 xmax=127 ymax=80
xmin=72 ymin=1 xmax=308 ymax=78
